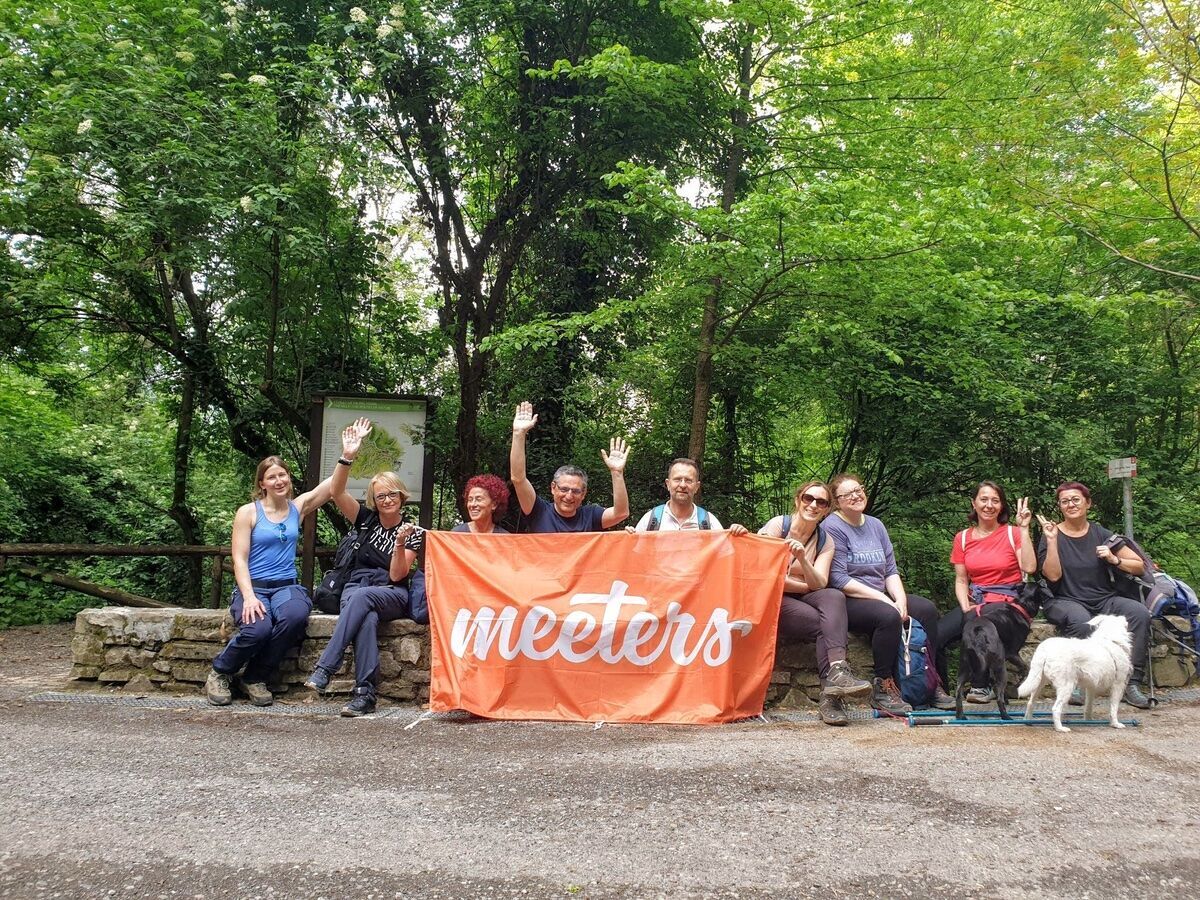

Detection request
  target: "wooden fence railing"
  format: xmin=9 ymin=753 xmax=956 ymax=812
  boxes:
xmin=0 ymin=544 xmax=335 ymax=609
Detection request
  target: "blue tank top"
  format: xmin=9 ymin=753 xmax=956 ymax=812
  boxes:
xmin=247 ymin=501 xmax=301 ymax=582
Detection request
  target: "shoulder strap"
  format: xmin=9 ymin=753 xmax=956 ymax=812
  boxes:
xmin=697 ymin=506 xmax=710 ymax=530
xmin=960 ymin=528 xmax=969 ymax=552
xmin=1007 ymin=525 xmax=1016 ymax=554
xmin=815 ymin=524 xmax=826 ymax=552
xmin=349 ymin=511 xmax=377 ymax=555
xmin=781 ymin=515 xmax=792 ymax=538
xmin=647 ymin=504 xmax=664 ymax=532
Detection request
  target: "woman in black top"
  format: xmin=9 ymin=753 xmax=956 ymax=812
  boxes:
xmin=1036 ymin=481 xmax=1151 ymax=708
xmin=304 ymin=470 xmax=424 ymax=716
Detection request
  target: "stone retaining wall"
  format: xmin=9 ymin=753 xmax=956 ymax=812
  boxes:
xmin=70 ymin=607 xmax=1198 ymax=706
xmin=767 ymin=619 xmax=1200 ymax=707
xmin=70 ymin=608 xmax=431 ymax=702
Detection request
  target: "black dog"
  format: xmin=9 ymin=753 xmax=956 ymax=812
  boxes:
xmin=955 ymin=582 xmax=1048 ymax=720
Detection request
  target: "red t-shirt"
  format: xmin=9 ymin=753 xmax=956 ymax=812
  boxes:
xmin=950 ymin=525 xmax=1023 ymax=602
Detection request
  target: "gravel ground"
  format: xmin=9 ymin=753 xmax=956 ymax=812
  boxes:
xmin=1 ymin=623 xmax=1199 ymax=899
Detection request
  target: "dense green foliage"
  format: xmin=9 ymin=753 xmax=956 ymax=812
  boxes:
xmin=1 ymin=0 xmax=1197 ymax=622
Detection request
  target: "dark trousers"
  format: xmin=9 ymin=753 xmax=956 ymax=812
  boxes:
xmin=845 ymin=593 xmax=940 ymax=680
xmin=935 ymin=606 xmax=968 ymax=686
xmin=212 ymin=583 xmax=311 ymax=683
xmin=778 ymin=588 xmax=851 ymax=681
xmin=1043 ymin=594 xmax=1151 ymax=672
xmin=316 ymin=568 xmax=411 ymax=695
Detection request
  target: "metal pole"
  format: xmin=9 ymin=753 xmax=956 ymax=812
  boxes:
xmin=1123 ymin=476 xmax=1134 ymax=538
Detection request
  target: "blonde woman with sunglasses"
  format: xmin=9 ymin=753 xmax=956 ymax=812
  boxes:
xmin=758 ymin=480 xmax=871 ymax=725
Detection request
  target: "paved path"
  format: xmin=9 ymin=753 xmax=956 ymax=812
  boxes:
xmin=1 ymin=624 xmax=1198 ymax=899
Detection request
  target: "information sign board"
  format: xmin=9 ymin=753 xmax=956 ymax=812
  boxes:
xmin=1107 ymin=457 xmax=1137 ymax=480
xmin=319 ymin=395 xmax=429 ymax=501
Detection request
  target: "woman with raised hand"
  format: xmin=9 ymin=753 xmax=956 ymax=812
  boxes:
xmin=823 ymin=473 xmax=955 ymax=714
xmin=938 ymin=481 xmax=1036 ymax=702
xmin=304 ymin=470 xmax=426 ymax=717
xmin=1036 ymin=481 xmax=1152 ymax=709
xmin=759 ymin=480 xmax=872 ymax=726
xmin=206 ymin=418 xmax=371 ymax=708
xmin=452 ymin=474 xmax=511 ymax=534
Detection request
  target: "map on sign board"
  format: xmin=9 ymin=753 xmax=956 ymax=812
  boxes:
xmin=320 ymin=396 xmax=428 ymax=502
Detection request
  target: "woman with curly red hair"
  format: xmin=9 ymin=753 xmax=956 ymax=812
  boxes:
xmin=452 ymin=474 xmax=511 ymax=534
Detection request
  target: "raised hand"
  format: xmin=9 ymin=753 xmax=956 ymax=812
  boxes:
xmin=512 ymin=402 xmax=538 ymax=436
xmin=600 ymin=437 xmax=630 ymax=474
xmin=341 ymin=417 xmax=372 ymax=457
xmin=1036 ymin=513 xmax=1058 ymax=540
xmin=1014 ymin=497 xmax=1032 ymax=528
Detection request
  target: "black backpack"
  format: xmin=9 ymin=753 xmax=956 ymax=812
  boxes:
xmin=313 ymin=514 xmax=375 ymax=614
xmin=1104 ymin=534 xmax=1168 ymax=611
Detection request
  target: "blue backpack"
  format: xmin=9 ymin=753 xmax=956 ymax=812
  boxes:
xmin=1153 ymin=573 xmax=1200 ymax=676
xmin=896 ymin=619 xmax=938 ymax=707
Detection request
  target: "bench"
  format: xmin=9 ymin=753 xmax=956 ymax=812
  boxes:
xmin=68 ymin=608 xmax=1198 ymax=705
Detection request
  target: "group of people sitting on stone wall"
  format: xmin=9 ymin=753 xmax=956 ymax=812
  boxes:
xmin=204 ymin=403 xmax=1153 ymax=723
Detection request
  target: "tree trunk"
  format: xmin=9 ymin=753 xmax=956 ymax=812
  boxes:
xmin=169 ymin=368 xmax=203 ymax=605
xmin=9 ymin=562 xmax=167 ymax=608
xmin=688 ymin=28 xmax=754 ymax=465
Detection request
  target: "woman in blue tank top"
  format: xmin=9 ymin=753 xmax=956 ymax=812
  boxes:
xmin=205 ymin=418 xmax=372 ymax=707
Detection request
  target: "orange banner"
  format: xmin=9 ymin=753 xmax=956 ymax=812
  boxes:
xmin=426 ymin=531 xmax=787 ymax=724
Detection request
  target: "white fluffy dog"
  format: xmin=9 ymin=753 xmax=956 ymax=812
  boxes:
xmin=1017 ymin=614 xmax=1133 ymax=733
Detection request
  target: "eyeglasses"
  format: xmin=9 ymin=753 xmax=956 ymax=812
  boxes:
xmin=374 ymin=490 xmax=403 ymax=503
xmin=1058 ymin=497 xmax=1085 ymax=508
xmin=799 ymin=493 xmax=831 ymax=509
xmin=276 ymin=522 xmax=287 ymax=543
xmin=836 ymin=488 xmax=865 ymax=501
xmin=554 ymin=484 xmax=585 ymax=497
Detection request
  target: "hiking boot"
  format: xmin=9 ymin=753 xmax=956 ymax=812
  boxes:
xmin=1122 ymin=681 xmax=1152 ymax=710
xmin=822 ymin=661 xmax=872 ymax=698
xmin=303 ymin=666 xmax=331 ymax=694
xmin=870 ymin=677 xmax=912 ymax=715
xmin=931 ymin=686 xmax=956 ymax=711
xmin=205 ymin=669 xmax=232 ymax=706
xmin=341 ymin=690 xmax=376 ymax=718
xmin=818 ymin=692 xmax=849 ymax=726
xmin=238 ymin=679 xmax=274 ymax=707
xmin=966 ymin=687 xmax=996 ymax=704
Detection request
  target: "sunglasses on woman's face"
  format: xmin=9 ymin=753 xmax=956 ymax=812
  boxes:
xmin=800 ymin=493 xmax=831 ymax=509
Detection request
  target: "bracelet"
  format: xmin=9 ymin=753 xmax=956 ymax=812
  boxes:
xmin=337 ymin=457 xmax=353 ymax=467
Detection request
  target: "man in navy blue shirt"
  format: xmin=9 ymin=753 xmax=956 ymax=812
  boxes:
xmin=509 ymin=401 xmax=630 ymax=533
